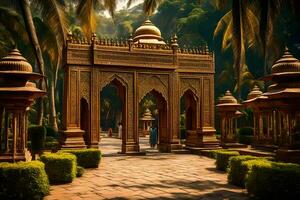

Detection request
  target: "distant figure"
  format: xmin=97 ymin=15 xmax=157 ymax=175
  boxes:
xmin=149 ymin=126 xmax=158 ymax=148
xmin=118 ymin=122 xmax=122 ymax=139
xmin=108 ymin=128 xmax=113 ymax=137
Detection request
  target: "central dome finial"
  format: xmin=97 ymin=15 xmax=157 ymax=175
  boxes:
xmin=133 ymin=19 xmax=166 ymax=45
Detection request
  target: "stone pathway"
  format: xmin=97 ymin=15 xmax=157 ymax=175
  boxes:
xmin=45 ymin=154 xmax=248 ymax=200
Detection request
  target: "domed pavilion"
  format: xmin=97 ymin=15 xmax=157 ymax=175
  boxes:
xmin=244 ymin=47 xmax=300 ymax=162
xmin=0 ymin=49 xmax=45 ymax=162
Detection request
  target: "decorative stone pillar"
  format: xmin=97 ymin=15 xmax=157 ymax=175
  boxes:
xmin=0 ymin=49 xmax=45 ymax=162
xmin=217 ymin=91 xmax=247 ymax=148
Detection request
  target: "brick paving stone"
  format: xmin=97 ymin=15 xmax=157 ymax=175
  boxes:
xmin=46 ymin=153 xmax=248 ymax=199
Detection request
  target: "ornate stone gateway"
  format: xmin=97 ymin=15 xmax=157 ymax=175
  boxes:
xmin=61 ymin=20 xmax=216 ymax=153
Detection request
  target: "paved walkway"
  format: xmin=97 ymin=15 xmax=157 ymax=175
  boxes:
xmin=45 ymin=153 xmax=248 ymax=200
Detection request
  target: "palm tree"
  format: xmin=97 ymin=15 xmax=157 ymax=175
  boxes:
xmin=0 ymin=0 xmax=68 ymax=129
xmin=214 ymin=0 xmax=259 ymax=99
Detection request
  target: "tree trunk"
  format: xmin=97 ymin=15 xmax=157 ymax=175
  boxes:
xmin=19 ymin=0 xmax=48 ymax=125
xmin=49 ymin=75 xmax=58 ymax=131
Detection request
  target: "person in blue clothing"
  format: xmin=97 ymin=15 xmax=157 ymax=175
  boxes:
xmin=149 ymin=126 xmax=158 ymax=148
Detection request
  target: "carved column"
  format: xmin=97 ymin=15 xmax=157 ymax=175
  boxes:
xmin=60 ymin=67 xmax=86 ymax=149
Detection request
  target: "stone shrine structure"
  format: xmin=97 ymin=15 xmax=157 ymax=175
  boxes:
xmin=139 ymin=108 xmax=155 ymax=137
xmin=0 ymin=49 xmax=45 ymax=162
xmin=61 ymin=20 xmax=216 ymax=153
xmin=244 ymin=48 xmax=300 ymax=162
xmin=217 ymin=91 xmax=246 ymax=148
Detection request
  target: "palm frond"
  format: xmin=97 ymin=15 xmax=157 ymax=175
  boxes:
xmin=32 ymin=0 xmax=69 ymax=46
xmin=143 ymin=0 xmax=164 ymax=16
xmin=213 ymin=10 xmax=232 ymax=38
xmin=76 ymin=0 xmax=98 ymax=38
xmin=103 ymin=0 xmax=117 ymax=18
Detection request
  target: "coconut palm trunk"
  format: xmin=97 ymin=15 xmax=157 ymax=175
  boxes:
xmin=19 ymin=0 xmax=46 ymax=125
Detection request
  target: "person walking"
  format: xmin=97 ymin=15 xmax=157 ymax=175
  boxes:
xmin=118 ymin=122 xmax=122 ymax=139
xmin=149 ymin=126 xmax=158 ymax=148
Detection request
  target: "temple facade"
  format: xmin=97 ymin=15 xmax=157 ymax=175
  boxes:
xmin=61 ymin=20 xmax=216 ymax=153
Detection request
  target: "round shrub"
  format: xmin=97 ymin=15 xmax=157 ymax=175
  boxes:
xmin=246 ymin=161 xmax=300 ymax=199
xmin=215 ymin=150 xmax=240 ymax=171
xmin=28 ymin=125 xmax=46 ymax=152
xmin=0 ymin=161 xmax=49 ymax=200
xmin=40 ymin=153 xmax=77 ymax=184
xmin=59 ymin=149 xmax=102 ymax=168
xmin=76 ymin=166 xmax=85 ymax=177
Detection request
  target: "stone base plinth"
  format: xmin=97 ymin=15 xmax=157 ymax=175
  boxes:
xmin=186 ymin=129 xmax=220 ymax=149
xmin=60 ymin=129 xmax=87 ymax=149
xmin=121 ymin=142 xmax=140 ymax=154
xmin=276 ymin=149 xmax=300 ymax=164
xmin=222 ymin=143 xmax=248 ymax=149
xmin=158 ymin=143 xmax=182 ymax=153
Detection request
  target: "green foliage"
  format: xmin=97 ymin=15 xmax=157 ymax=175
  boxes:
xmin=0 ymin=161 xmax=49 ymax=200
xmin=227 ymin=155 xmax=273 ymax=187
xmin=215 ymin=150 xmax=240 ymax=171
xmin=40 ymin=153 xmax=77 ymax=184
xmin=76 ymin=166 xmax=85 ymax=177
xmin=45 ymin=137 xmax=60 ymax=150
xmin=28 ymin=125 xmax=47 ymax=152
xmin=180 ymin=128 xmax=186 ymax=139
xmin=45 ymin=126 xmax=59 ymax=138
xmin=238 ymin=135 xmax=253 ymax=145
xmin=238 ymin=127 xmax=253 ymax=136
xmin=59 ymin=149 xmax=102 ymax=168
xmin=246 ymin=161 xmax=300 ymax=199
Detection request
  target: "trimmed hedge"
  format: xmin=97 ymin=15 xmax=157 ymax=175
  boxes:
xmin=40 ymin=153 xmax=77 ymax=184
xmin=59 ymin=149 xmax=102 ymax=168
xmin=0 ymin=161 xmax=49 ymax=200
xmin=246 ymin=161 xmax=300 ymax=199
xmin=238 ymin=127 xmax=253 ymax=136
xmin=28 ymin=125 xmax=46 ymax=152
xmin=227 ymin=155 xmax=273 ymax=187
xmin=215 ymin=150 xmax=240 ymax=171
xmin=45 ymin=126 xmax=59 ymax=139
xmin=76 ymin=166 xmax=85 ymax=177
xmin=238 ymin=135 xmax=254 ymax=145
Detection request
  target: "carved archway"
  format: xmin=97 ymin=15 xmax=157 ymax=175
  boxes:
xmin=139 ymin=89 xmax=168 ymax=149
xmin=138 ymin=75 xmax=168 ymax=103
xmin=182 ymin=89 xmax=197 ymax=130
xmin=100 ymin=77 xmax=128 ymax=153
xmin=80 ymin=98 xmax=90 ymax=146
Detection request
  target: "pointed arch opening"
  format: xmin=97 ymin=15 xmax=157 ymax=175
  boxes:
xmin=180 ymin=89 xmax=198 ymax=141
xmin=99 ymin=78 xmax=127 ymax=153
xmin=139 ymin=89 xmax=167 ymax=152
xmin=80 ymin=98 xmax=90 ymax=146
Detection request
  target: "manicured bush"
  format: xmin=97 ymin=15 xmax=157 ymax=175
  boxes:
xmin=40 ymin=153 xmax=77 ymax=184
xmin=45 ymin=136 xmax=60 ymax=151
xmin=28 ymin=125 xmax=46 ymax=152
xmin=227 ymin=155 xmax=273 ymax=187
xmin=238 ymin=127 xmax=253 ymax=136
xmin=45 ymin=126 xmax=59 ymax=139
xmin=238 ymin=135 xmax=254 ymax=145
xmin=215 ymin=150 xmax=240 ymax=171
xmin=210 ymin=149 xmax=232 ymax=159
xmin=76 ymin=166 xmax=85 ymax=177
xmin=246 ymin=161 xmax=300 ymax=199
xmin=59 ymin=149 xmax=102 ymax=168
xmin=0 ymin=161 xmax=49 ymax=200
